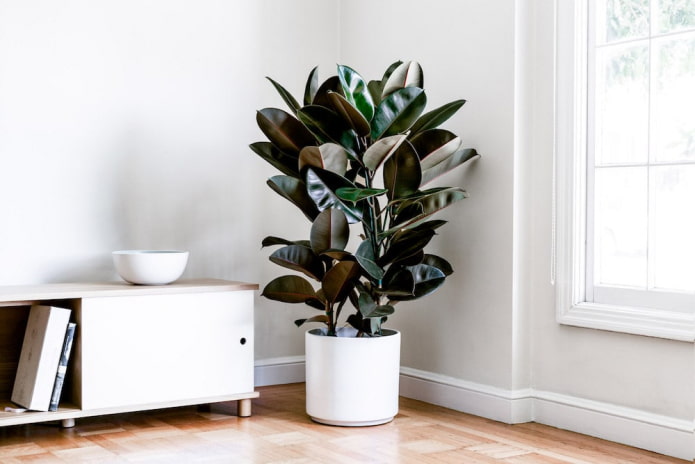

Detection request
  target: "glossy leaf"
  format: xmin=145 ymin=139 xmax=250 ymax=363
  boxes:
xmin=367 ymin=80 xmax=383 ymax=107
xmin=382 ymin=61 xmax=424 ymax=98
xmin=321 ymin=249 xmax=353 ymax=261
xmin=304 ymin=66 xmax=319 ymax=106
xmin=380 ymin=269 xmax=415 ymax=297
xmin=336 ymin=187 xmax=387 ymax=202
xmin=249 ymin=141 xmax=299 ymax=178
xmin=256 ymin=108 xmax=316 ymax=156
xmin=312 ymin=76 xmax=343 ymax=107
xmin=409 ymin=99 xmax=466 ymax=136
xmin=266 ymin=76 xmax=301 ymax=114
xmin=297 ymin=105 xmax=358 ymax=154
xmin=269 ymin=245 xmax=324 ymax=281
xmin=295 ymin=315 xmax=329 ymax=327
xmin=389 ymin=264 xmax=446 ymax=301
xmin=383 ymin=142 xmax=422 ymax=200
xmin=383 ymin=187 xmax=468 ymax=235
xmin=410 ymin=129 xmax=461 ymax=166
xmin=322 ymin=261 xmax=361 ymax=304
xmin=262 ymin=275 xmax=316 ymax=303
xmin=422 ymin=254 xmax=454 ymax=276
xmin=267 ymin=175 xmax=320 ymax=222
xmin=421 ymin=148 xmax=479 ymax=186
xmin=380 ymin=228 xmax=435 ymax=266
xmin=262 ymin=236 xmax=311 ymax=248
xmin=363 ymin=134 xmax=407 ymax=171
xmin=305 ymin=167 xmax=363 ymax=223
xmin=298 ymin=143 xmax=349 ymax=176
xmin=327 ymin=92 xmax=371 ymax=137
xmin=371 ymin=87 xmax=427 ymax=140
xmin=310 ymin=208 xmax=349 ymax=254
xmin=355 ymin=239 xmax=385 ymax=280
xmin=337 ymin=64 xmax=375 ymax=123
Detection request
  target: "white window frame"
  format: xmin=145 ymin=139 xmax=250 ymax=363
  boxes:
xmin=554 ymin=0 xmax=695 ymax=342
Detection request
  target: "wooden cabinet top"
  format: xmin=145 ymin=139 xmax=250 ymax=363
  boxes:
xmin=0 ymin=279 xmax=258 ymax=304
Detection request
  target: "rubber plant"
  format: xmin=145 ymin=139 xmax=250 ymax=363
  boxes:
xmin=251 ymin=61 xmax=479 ymax=336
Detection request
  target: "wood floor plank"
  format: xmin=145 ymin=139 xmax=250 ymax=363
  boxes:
xmin=0 ymin=383 xmax=686 ymax=463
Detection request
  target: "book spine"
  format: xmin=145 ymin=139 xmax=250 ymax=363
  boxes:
xmin=48 ymin=322 xmax=77 ymax=412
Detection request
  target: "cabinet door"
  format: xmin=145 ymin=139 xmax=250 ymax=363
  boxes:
xmin=77 ymin=291 xmax=253 ymax=410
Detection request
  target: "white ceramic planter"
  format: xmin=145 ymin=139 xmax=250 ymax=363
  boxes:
xmin=305 ymin=327 xmax=401 ymax=426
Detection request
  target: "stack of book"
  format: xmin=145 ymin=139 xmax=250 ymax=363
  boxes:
xmin=11 ymin=305 xmax=77 ymax=412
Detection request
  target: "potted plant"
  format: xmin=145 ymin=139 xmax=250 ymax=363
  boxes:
xmin=251 ymin=61 xmax=478 ymax=426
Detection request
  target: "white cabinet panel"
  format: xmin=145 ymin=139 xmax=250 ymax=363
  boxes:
xmin=77 ymin=291 xmax=254 ymax=410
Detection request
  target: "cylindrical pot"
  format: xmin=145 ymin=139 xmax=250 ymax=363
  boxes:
xmin=305 ymin=327 xmax=401 ymax=426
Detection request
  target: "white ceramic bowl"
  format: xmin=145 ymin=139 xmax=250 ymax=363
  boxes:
xmin=112 ymin=250 xmax=189 ymax=285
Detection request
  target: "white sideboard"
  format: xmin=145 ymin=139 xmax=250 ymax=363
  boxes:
xmin=0 ymin=279 xmax=258 ymax=428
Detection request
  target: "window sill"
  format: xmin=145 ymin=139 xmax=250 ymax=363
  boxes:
xmin=558 ymin=302 xmax=695 ymax=342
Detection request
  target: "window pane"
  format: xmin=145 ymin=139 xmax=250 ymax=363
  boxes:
xmin=651 ymin=165 xmax=695 ymax=292
xmin=594 ymin=43 xmax=649 ymax=165
xmin=651 ymin=33 xmax=695 ymax=162
xmin=656 ymin=0 xmax=695 ymax=33
xmin=594 ymin=167 xmax=648 ymax=288
xmin=596 ymin=0 xmax=650 ymax=43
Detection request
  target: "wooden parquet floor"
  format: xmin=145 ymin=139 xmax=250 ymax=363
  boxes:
xmin=0 ymin=383 xmax=686 ymax=463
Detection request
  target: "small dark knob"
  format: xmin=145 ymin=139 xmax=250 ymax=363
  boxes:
xmin=240 ymin=337 xmax=247 ymax=345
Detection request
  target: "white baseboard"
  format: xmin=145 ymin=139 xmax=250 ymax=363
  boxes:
xmin=254 ymin=356 xmax=305 ymax=387
xmin=254 ymin=359 xmax=694 ymax=461
xmin=399 ymin=367 xmax=534 ymax=424
xmin=533 ymin=390 xmax=694 ymax=461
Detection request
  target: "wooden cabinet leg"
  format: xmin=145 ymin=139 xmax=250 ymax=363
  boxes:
xmin=61 ymin=418 xmax=76 ymax=428
xmin=238 ymin=398 xmax=252 ymax=417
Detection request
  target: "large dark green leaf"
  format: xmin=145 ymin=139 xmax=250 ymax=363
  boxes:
xmin=409 ymin=129 xmax=460 ymax=163
xmin=327 ymin=92 xmax=371 ymax=137
xmin=421 ymin=148 xmax=479 ymax=185
xmin=383 ymin=187 xmax=468 ymax=235
xmin=305 ymin=167 xmax=363 ymax=223
xmin=310 ymin=208 xmax=349 ymax=254
xmin=337 ymin=64 xmax=375 ymax=123
xmin=383 ymin=142 xmax=422 ymax=200
xmin=409 ymin=99 xmax=466 ymax=136
xmin=381 ymin=61 xmax=424 ymax=98
xmin=266 ymin=77 xmax=301 ymax=114
xmin=295 ymin=315 xmax=329 ymax=327
xmin=389 ymin=264 xmax=446 ymax=301
xmin=312 ymin=76 xmax=343 ymax=107
xmin=363 ymin=134 xmax=407 ymax=171
xmin=422 ymin=254 xmax=454 ymax=276
xmin=336 ymin=187 xmax=387 ymax=202
xmin=371 ymin=87 xmax=427 ymax=140
xmin=262 ymin=275 xmax=316 ymax=303
xmin=267 ymin=175 xmax=320 ymax=222
xmin=298 ymin=144 xmax=349 ymax=176
xmin=380 ymin=228 xmax=435 ymax=266
xmin=249 ymin=141 xmax=300 ymax=178
xmin=297 ymin=105 xmax=358 ymax=154
xmin=261 ymin=236 xmax=311 ymax=248
xmin=304 ymin=66 xmax=319 ymax=106
xmin=256 ymin=108 xmax=316 ymax=156
xmin=322 ymin=261 xmax=361 ymax=304
xmin=355 ymin=239 xmax=385 ymax=280
xmin=269 ymin=245 xmax=325 ymax=281
xmin=379 ymin=269 xmax=415 ymax=298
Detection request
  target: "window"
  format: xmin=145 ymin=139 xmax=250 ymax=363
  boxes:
xmin=555 ymin=0 xmax=695 ymax=340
